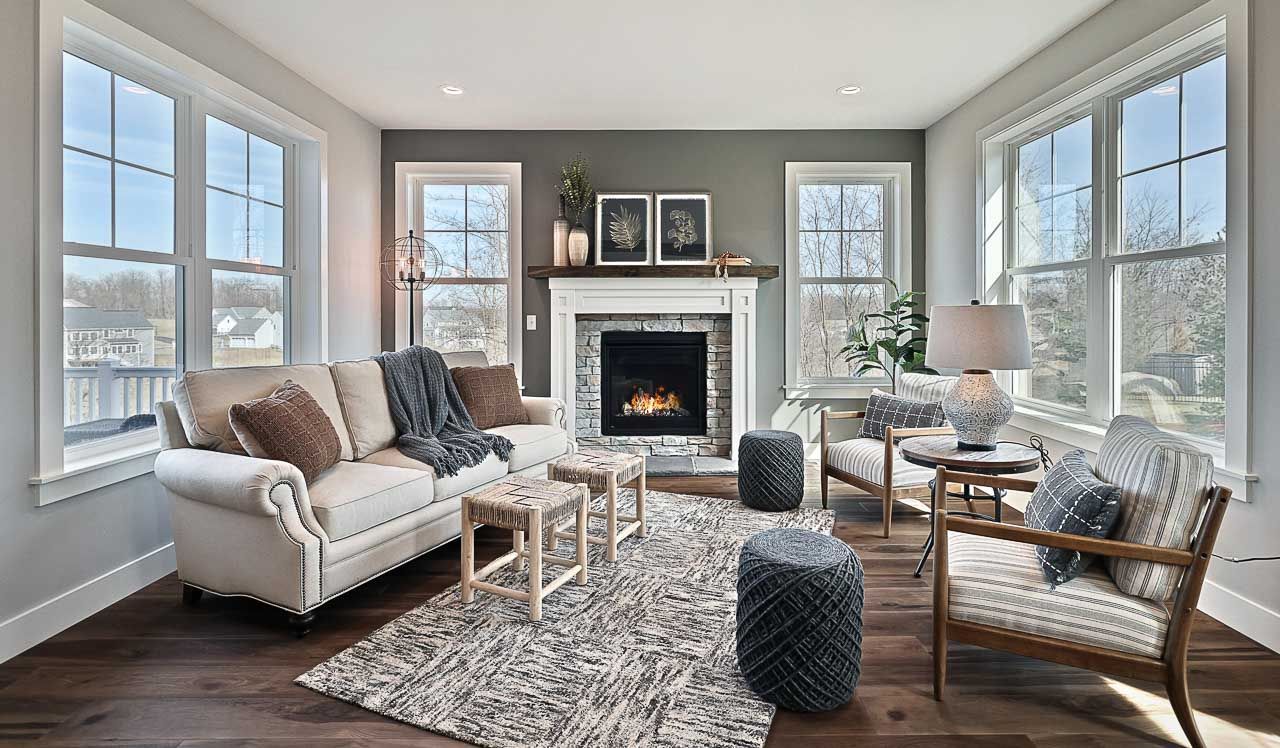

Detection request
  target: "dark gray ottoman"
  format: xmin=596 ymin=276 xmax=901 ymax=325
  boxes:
xmin=737 ymin=429 xmax=805 ymax=511
xmin=736 ymin=528 xmax=864 ymax=712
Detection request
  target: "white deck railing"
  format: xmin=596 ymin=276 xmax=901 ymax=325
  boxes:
xmin=64 ymin=362 xmax=178 ymax=426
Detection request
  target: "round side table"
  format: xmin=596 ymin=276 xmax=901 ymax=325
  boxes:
xmin=899 ymin=435 xmax=1042 ymax=577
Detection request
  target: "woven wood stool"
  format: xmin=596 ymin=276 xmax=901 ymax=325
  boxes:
xmin=460 ymin=476 xmax=589 ymax=622
xmin=547 ymin=450 xmax=646 ymax=562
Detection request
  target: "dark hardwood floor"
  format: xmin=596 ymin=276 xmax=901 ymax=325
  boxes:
xmin=2 ymin=470 xmax=1277 ymax=747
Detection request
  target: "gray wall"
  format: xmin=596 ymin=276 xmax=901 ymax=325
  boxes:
xmin=926 ymin=0 xmax=1280 ymax=652
xmin=381 ymin=129 xmax=925 ymax=442
xmin=0 ymin=0 xmax=380 ymax=661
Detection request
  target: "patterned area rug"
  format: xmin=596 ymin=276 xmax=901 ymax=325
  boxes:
xmin=297 ymin=489 xmax=834 ymax=748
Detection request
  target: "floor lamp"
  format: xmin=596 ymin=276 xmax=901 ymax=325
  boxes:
xmin=381 ymin=230 xmax=442 ymax=348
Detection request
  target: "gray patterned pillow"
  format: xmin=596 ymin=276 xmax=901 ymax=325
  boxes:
xmin=1024 ymin=449 xmax=1121 ymax=586
xmin=859 ymin=389 xmax=945 ymax=442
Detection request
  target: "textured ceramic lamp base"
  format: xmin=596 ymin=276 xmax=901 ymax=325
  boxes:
xmin=941 ymin=369 xmax=1014 ymax=451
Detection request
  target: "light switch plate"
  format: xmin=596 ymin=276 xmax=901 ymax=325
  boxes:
xmin=526 ymin=315 xmax=537 ymax=331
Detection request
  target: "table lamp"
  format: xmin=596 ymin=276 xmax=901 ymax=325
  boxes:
xmin=925 ymin=300 xmax=1032 ymax=451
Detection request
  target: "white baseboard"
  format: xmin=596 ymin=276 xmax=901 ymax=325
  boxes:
xmin=1198 ymin=580 xmax=1280 ymax=654
xmin=0 ymin=543 xmax=176 ymax=664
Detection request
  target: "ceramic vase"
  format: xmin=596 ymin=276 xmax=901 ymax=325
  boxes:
xmin=941 ymin=369 xmax=1014 ymax=450
xmin=553 ymin=195 xmax=570 ymax=266
xmin=568 ymin=224 xmax=589 ymax=266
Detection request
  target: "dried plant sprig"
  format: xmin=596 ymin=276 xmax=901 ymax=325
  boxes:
xmin=556 ymin=154 xmax=595 ymax=225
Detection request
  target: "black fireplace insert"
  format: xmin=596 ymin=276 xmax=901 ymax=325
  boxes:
xmin=600 ymin=331 xmax=706 ymax=437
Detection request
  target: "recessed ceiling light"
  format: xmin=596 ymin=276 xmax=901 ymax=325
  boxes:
xmin=121 ymin=85 xmax=150 ymax=95
xmin=1152 ymin=84 xmax=1179 ymax=96
xmin=440 ymin=84 xmax=465 ymax=96
xmin=836 ymin=85 xmax=862 ymax=96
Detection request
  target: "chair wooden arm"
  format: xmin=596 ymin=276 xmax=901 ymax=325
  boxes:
xmin=889 ymin=425 xmax=956 ymax=439
xmin=938 ymin=468 xmax=1042 ymax=494
xmin=942 ymin=515 xmax=1195 ymax=567
xmin=823 ymin=410 xmax=866 ymax=421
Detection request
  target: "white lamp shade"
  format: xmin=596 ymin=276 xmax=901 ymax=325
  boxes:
xmin=925 ymin=303 xmax=1032 ymax=371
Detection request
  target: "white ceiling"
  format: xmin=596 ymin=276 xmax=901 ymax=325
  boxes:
xmin=187 ymin=0 xmax=1111 ymax=130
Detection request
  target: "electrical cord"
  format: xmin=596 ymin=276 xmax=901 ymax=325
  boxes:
xmin=1211 ymin=554 xmax=1280 ymax=563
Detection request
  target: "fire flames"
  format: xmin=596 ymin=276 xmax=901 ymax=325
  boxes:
xmin=622 ymin=385 xmax=684 ymax=416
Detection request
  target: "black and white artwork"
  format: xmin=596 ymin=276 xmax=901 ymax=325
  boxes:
xmin=595 ymin=193 xmax=653 ymax=265
xmin=656 ymin=193 xmax=712 ymax=264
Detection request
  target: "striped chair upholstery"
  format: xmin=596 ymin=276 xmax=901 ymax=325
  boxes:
xmin=896 ymin=373 xmax=958 ymax=405
xmin=827 ymin=438 xmax=935 ymax=488
xmin=947 ymin=531 xmax=1170 ymax=659
xmin=1094 ymin=416 xmax=1215 ymax=602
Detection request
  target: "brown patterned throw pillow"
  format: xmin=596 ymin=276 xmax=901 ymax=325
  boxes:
xmin=451 ymin=363 xmax=529 ymax=430
xmin=228 ymin=380 xmax=341 ymax=483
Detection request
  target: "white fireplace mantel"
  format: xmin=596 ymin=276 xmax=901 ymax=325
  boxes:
xmin=549 ymin=276 xmax=758 ymax=459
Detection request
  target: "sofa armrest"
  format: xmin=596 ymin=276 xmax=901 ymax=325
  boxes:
xmin=155 ymin=448 xmax=312 ymax=519
xmin=522 ymin=396 xmax=567 ymax=430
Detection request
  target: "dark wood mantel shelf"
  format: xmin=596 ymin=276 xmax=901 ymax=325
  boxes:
xmin=527 ymin=264 xmax=779 ymax=279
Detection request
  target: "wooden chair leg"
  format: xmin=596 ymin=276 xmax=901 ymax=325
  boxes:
xmin=606 ymin=473 xmax=619 ymax=562
xmin=882 ymin=492 xmax=893 ymax=538
xmin=575 ymin=484 xmax=589 ymax=584
xmin=528 ymin=506 xmax=543 ymax=622
xmin=545 ymin=463 xmax=559 ymax=552
xmin=460 ymin=498 xmax=475 ymax=604
xmin=820 ymin=466 xmax=829 ymax=510
xmin=635 ymin=466 xmax=647 ymax=538
xmin=512 ymin=529 xmax=525 ymax=571
xmin=1168 ymin=662 xmax=1206 ymax=748
xmin=932 ymin=480 xmax=950 ymax=702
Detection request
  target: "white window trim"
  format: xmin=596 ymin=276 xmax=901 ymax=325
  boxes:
xmin=783 ymin=161 xmax=912 ymax=400
xmin=393 ymin=162 xmax=524 ymax=379
xmin=975 ymin=1 xmax=1254 ymax=499
xmin=33 ymin=0 xmax=329 ymax=505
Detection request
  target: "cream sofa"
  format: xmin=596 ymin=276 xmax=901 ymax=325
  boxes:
xmin=152 ymin=351 xmax=570 ymax=634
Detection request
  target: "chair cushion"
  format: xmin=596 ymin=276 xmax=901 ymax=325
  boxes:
xmin=330 ymin=359 xmax=397 ymax=460
xmin=173 ymin=363 xmax=354 ymax=460
xmin=948 ymin=531 xmax=1169 ymax=659
xmin=452 ymin=363 xmax=529 ymax=430
xmin=1094 ymin=416 xmax=1214 ymax=601
xmin=827 ymin=438 xmax=934 ymax=488
xmin=228 ymin=381 xmax=341 ymax=484
xmin=486 ymin=423 xmax=568 ymax=472
xmin=359 ymin=446 xmax=509 ymax=501
xmin=307 ymin=462 xmax=433 ymax=541
xmin=896 ymin=373 xmax=957 ymax=404
xmin=859 ymin=390 xmax=945 ymax=441
xmin=1024 ymin=449 xmax=1121 ymax=586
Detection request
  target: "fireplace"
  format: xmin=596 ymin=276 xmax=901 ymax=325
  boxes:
xmin=600 ymin=331 xmax=707 ymax=437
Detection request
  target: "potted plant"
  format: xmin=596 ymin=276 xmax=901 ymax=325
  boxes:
xmin=839 ymin=280 xmax=937 ymax=392
xmin=557 ymin=155 xmax=595 ymax=266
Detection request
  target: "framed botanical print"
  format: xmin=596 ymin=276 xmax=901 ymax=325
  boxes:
xmin=655 ymin=192 xmax=712 ymax=264
xmin=594 ymin=193 xmax=653 ymax=265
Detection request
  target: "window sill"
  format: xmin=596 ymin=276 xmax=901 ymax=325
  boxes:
xmin=30 ymin=441 xmax=160 ymax=507
xmin=1008 ymin=404 xmax=1255 ymax=501
xmin=783 ymin=381 xmax=889 ymax=401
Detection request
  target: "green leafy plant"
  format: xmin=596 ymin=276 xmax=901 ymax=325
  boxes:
xmin=556 ymin=154 xmax=595 ymax=226
xmin=839 ymin=280 xmax=937 ymax=392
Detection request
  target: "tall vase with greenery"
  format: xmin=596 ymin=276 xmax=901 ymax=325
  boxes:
xmin=839 ymin=280 xmax=937 ymax=392
xmin=558 ymin=155 xmax=594 ymax=266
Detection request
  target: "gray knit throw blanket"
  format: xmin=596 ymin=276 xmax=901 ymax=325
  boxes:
xmin=376 ymin=346 xmax=513 ymax=477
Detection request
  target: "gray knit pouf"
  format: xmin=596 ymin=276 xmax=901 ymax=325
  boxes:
xmin=737 ymin=429 xmax=804 ymax=511
xmin=736 ymin=528 xmax=864 ymax=712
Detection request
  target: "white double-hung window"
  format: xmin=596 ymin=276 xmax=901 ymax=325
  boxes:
xmin=980 ymin=13 xmax=1249 ymax=492
xmin=784 ymin=162 xmax=912 ymax=397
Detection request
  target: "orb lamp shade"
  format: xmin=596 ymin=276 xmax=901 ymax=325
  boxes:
xmin=925 ymin=302 xmax=1032 ymax=371
xmin=380 ymin=230 xmax=442 ymax=347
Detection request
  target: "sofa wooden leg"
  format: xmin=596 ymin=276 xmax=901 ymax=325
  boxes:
xmin=181 ymin=584 xmax=203 ymax=607
xmin=1168 ymin=663 xmax=1205 ymax=748
xmin=288 ymin=611 xmax=316 ymax=638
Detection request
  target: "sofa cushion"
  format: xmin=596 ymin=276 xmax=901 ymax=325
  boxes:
xmin=827 ymin=437 xmax=934 ymax=488
xmin=1024 ymin=449 xmax=1121 ymax=586
xmin=452 ymin=363 xmax=529 ymax=430
xmin=228 ymin=380 xmax=342 ymax=484
xmin=173 ymin=363 xmax=354 ymax=460
xmin=487 ymin=423 xmax=569 ymax=472
xmin=307 ymin=462 xmax=433 ymax=541
xmin=1094 ymin=416 xmax=1215 ymax=601
xmin=947 ymin=531 xmax=1169 ymax=659
xmin=359 ymin=447 xmax=508 ymax=501
xmin=330 ymin=359 xmax=397 ymax=459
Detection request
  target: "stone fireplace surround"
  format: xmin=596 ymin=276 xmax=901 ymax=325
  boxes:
xmin=549 ymin=276 xmax=759 ymax=460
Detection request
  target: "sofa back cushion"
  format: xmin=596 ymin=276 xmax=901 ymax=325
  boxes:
xmin=441 ymin=350 xmax=490 ymax=369
xmin=173 ymin=363 xmax=354 ymax=461
xmin=896 ymin=372 xmax=957 ymax=404
xmin=1095 ymin=416 xmax=1214 ymax=601
xmin=330 ymin=359 xmax=398 ymax=459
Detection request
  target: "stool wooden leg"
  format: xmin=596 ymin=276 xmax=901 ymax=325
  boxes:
xmin=460 ymin=498 xmax=474 ymax=604
xmin=512 ymin=529 xmax=525 ymax=571
xmin=544 ymin=464 xmax=559 ymax=552
xmin=528 ymin=506 xmax=543 ymax=622
xmin=576 ymin=484 xmax=589 ymax=585
xmin=606 ymin=473 xmax=619 ymax=562
xmin=635 ymin=462 xmax=647 ymax=538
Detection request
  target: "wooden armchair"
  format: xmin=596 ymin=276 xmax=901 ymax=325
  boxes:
xmin=930 ymin=467 xmax=1232 ymax=748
